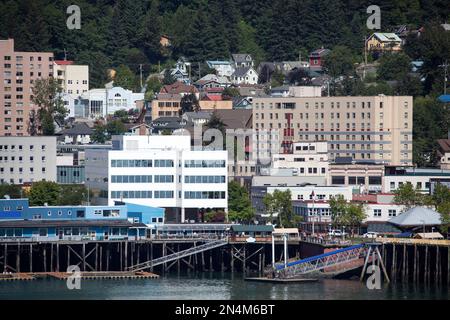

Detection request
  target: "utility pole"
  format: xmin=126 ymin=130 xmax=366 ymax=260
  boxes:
xmin=440 ymin=60 xmax=449 ymax=95
xmin=139 ymin=64 xmax=143 ymax=90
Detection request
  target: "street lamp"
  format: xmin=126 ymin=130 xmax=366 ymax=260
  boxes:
xmin=342 ymin=226 xmax=346 ymax=241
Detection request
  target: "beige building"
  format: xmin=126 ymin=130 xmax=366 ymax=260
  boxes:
xmin=252 ymin=95 xmax=413 ymax=166
xmin=53 ymin=60 xmax=89 ymax=96
xmin=327 ymin=162 xmax=385 ymax=193
xmin=0 ymin=39 xmax=54 ymax=136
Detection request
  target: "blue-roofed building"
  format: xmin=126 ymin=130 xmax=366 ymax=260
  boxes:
xmin=0 ymin=198 xmax=164 ymax=241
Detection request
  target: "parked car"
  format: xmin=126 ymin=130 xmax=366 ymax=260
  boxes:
xmin=362 ymin=232 xmax=379 ymax=239
xmin=328 ymin=230 xmax=348 ymax=237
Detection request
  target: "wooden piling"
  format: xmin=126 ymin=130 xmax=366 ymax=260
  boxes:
xmin=16 ymin=243 xmax=20 ymax=273
xmin=231 ymin=247 xmax=235 ymax=274
xmin=29 ymin=244 xmax=32 ymax=273
xmin=413 ymin=245 xmax=417 ymax=284
xmin=125 ymin=241 xmax=128 ymax=270
xmin=56 ymin=243 xmax=60 ymax=272
xmin=3 ymin=244 xmax=7 ymax=272
xmin=95 ymin=243 xmax=98 ymax=271
xmin=43 ymin=246 xmax=47 ymax=272
xmin=106 ymin=244 xmax=110 ymax=271
xmin=402 ymin=244 xmax=406 ymax=282
xmin=425 ymin=245 xmax=428 ymax=285
xmin=391 ymin=244 xmax=396 ymax=282
xmin=82 ymin=243 xmax=86 ymax=271
xmin=435 ymin=246 xmax=439 ymax=284
xmin=99 ymin=246 xmax=103 ymax=271
xmin=50 ymin=243 xmax=53 ymax=272
xmin=67 ymin=245 xmax=70 ymax=269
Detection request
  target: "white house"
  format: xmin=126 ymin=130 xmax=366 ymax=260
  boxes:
xmin=206 ymin=60 xmax=235 ymax=78
xmin=231 ymin=67 xmax=259 ymax=85
xmin=85 ymin=135 xmax=228 ymax=223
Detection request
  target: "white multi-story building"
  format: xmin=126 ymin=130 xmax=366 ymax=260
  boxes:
xmin=85 ymin=135 xmax=228 ymax=222
xmin=76 ymin=87 xmax=144 ymax=119
xmin=382 ymin=166 xmax=450 ymax=194
xmin=272 ymin=141 xmax=329 ymax=178
xmin=294 ymin=193 xmax=406 ymax=234
xmin=0 ymin=136 xmax=56 ymax=184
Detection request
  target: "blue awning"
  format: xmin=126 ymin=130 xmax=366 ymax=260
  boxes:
xmin=438 ymin=95 xmax=450 ymax=103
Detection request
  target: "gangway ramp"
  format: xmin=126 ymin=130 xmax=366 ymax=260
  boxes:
xmin=128 ymin=239 xmax=228 ymax=272
xmin=275 ymin=244 xmax=368 ymax=278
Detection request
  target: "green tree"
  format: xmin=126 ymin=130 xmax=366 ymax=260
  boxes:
xmin=329 ymin=195 xmax=366 ymax=236
xmin=263 ymin=189 xmax=300 ymax=227
xmin=163 ymin=69 xmax=176 ymax=85
xmin=179 ymin=93 xmax=200 ymax=116
xmin=59 ymin=185 xmax=90 ymax=206
xmin=28 ymin=181 xmax=61 ymax=206
xmin=222 ymin=87 xmax=240 ymax=99
xmin=31 ymin=78 xmax=68 ymax=136
xmin=141 ymin=0 xmax=162 ymax=61
xmin=237 ymin=20 xmax=265 ymax=64
xmin=377 ymin=53 xmax=412 ymax=81
xmin=393 ymin=182 xmax=425 ymax=210
xmin=106 ymin=120 xmax=127 ymax=137
xmin=322 ymin=45 xmax=356 ymax=78
xmin=145 ymin=76 xmax=163 ymax=101
xmin=91 ymin=124 xmax=107 ymax=143
xmin=114 ymin=65 xmax=139 ymax=91
xmin=206 ymin=111 xmax=227 ymax=133
xmin=228 ymin=181 xmax=254 ymax=223
xmin=0 ymin=184 xmax=22 ymax=199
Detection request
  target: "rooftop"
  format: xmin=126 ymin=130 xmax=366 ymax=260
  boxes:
xmin=388 ymin=207 xmax=442 ymax=227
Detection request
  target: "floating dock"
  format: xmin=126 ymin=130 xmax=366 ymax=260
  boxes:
xmin=244 ymin=277 xmax=318 ymax=283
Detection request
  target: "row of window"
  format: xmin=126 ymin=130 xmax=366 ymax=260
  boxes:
xmin=3 ymin=55 xmax=52 ymax=62
xmin=184 ymin=160 xmax=226 ymax=168
xmin=184 ymin=176 xmax=226 ymax=184
xmin=331 ymin=176 xmax=382 ymax=185
xmin=0 ymin=167 xmax=46 ymax=174
xmin=111 ymin=175 xmax=152 ymax=183
xmin=0 ymin=145 xmax=46 ymax=151
xmin=111 ymin=191 xmax=152 ymax=199
xmin=110 ymin=159 xmax=174 ymax=168
xmin=373 ymin=209 xmax=397 ymax=217
xmin=184 ymin=191 xmax=226 ymax=199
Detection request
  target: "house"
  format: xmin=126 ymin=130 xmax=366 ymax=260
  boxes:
xmin=162 ymin=58 xmax=190 ymax=84
xmin=231 ymin=67 xmax=259 ymax=85
xmin=194 ymin=74 xmax=231 ymax=90
xmin=128 ymin=123 xmax=151 ymax=136
xmin=160 ymin=35 xmax=171 ymax=47
xmin=309 ymin=48 xmax=330 ymax=70
xmin=366 ymin=33 xmax=402 ymax=52
xmin=232 ymin=97 xmax=252 ymax=109
xmin=206 ymin=60 xmax=235 ymax=78
xmin=232 ymin=54 xmax=254 ymax=68
xmin=58 ymin=122 xmax=93 ymax=145
xmin=159 ymin=81 xmax=199 ymax=98
xmin=388 ymin=207 xmax=443 ymax=233
xmin=230 ymin=225 xmax=274 ymax=239
xmin=150 ymin=117 xmax=189 ymax=135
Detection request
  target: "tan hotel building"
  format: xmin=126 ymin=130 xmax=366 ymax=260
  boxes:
xmin=252 ymin=96 xmax=413 ymax=166
xmin=0 ymin=39 xmax=54 ymax=136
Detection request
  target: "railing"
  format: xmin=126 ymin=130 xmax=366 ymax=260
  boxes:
xmin=273 ymin=244 xmax=367 ymax=278
xmin=129 ymin=238 xmax=228 ymax=272
xmin=0 ymin=235 xmax=150 ymax=243
xmin=376 ymin=237 xmax=450 ymax=246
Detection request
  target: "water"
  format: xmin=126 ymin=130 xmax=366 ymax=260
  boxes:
xmin=0 ymin=273 xmax=448 ymax=300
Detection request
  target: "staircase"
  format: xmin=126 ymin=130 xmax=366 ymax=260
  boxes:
xmin=128 ymin=239 xmax=228 ymax=272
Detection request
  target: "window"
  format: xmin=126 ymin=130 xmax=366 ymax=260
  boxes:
xmin=373 ymin=209 xmax=382 ymax=217
xmin=388 ymin=209 xmax=397 ymax=217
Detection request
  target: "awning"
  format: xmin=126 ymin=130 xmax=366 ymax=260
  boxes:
xmin=413 ymin=232 xmax=444 ymax=239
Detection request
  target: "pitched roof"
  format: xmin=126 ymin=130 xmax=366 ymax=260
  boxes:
xmin=232 ymin=54 xmax=252 ymax=63
xmin=437 ymin=139 xmax=450 ymax=154
xmin=388 ymin=207 xmax=442 ymax=227
xmin=54 ymin=60 xmax=74 ymax=65
xmin=60 ymin=122 xmax=93 ymax=136
xmin=232 ymin=67 xmax=253 ymax=77
xmin=160 ymin=81 xmax=198 ymax=95
xmin=213 ymin=109 xmax=252 ymax=129
xmin=373 ymin=33 xmax=402 ymax=42
xmin=310 ymin=48 xmax=330 ymax=57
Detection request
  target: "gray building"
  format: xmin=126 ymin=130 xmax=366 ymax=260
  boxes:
xmin=0 ymin=136 xmax=57 ymax=184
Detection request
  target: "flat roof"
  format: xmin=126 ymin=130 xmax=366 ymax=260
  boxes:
xmin=0 ymin=220 xmax=145 ymax=228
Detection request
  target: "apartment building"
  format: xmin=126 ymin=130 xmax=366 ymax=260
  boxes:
xmin=252 ymin=95 xmax=413 ymax=166
xmin=85 ymin=135 xmax=228 ymax=222
xmin=0 ymin=136 xmax=57 ymax=184
xmin=53 ymin=60 xmax=89 ymax=96
xmin=0 ymin=39 xmax=54 ymax=136
xmin=271 ymin=141 xmax=329 ymax=179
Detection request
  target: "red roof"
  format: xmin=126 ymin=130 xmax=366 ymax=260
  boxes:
xmin=202 ymin=94 xmax=222 ymax=101
xmin=54 ymin=60 xmax=74 ymax=65
xmin=160 ymin=81 xmax=198 ymax=95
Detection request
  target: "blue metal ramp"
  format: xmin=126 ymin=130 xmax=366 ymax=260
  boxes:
xmin=275 ymin=244 xmax=367 ymax=278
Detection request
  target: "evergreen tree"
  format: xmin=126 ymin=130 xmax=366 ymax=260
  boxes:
xmin=141 ymin=0 xmax=162 ymax=62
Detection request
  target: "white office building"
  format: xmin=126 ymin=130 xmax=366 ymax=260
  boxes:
xmin=85 ymin=135 xmax=228 ymax=222
xmin=77 ymin=87 xmax=144 ymax=119
xmin=0 ymin=136 xmax=57 ymax=184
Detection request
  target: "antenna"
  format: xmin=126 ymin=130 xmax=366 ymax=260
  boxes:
xmin=63 ymin=48 xmax=67 ymax=61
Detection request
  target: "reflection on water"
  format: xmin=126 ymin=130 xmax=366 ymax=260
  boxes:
xmin=0 ymin=273 xmax=448 ymax=300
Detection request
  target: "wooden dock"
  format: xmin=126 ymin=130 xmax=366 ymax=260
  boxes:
xmin=0 ymin=271 xmax=159 ymax=281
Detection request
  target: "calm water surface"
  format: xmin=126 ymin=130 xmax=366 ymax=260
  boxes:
xmin=0 ymin=273 xmax=448 ymax=300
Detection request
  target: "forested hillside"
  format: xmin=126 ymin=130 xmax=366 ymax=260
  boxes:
xmin=0 ymin=0 xmax=448 ymax=87
xmin=0 ymin=0 xmax=449 ymax=166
